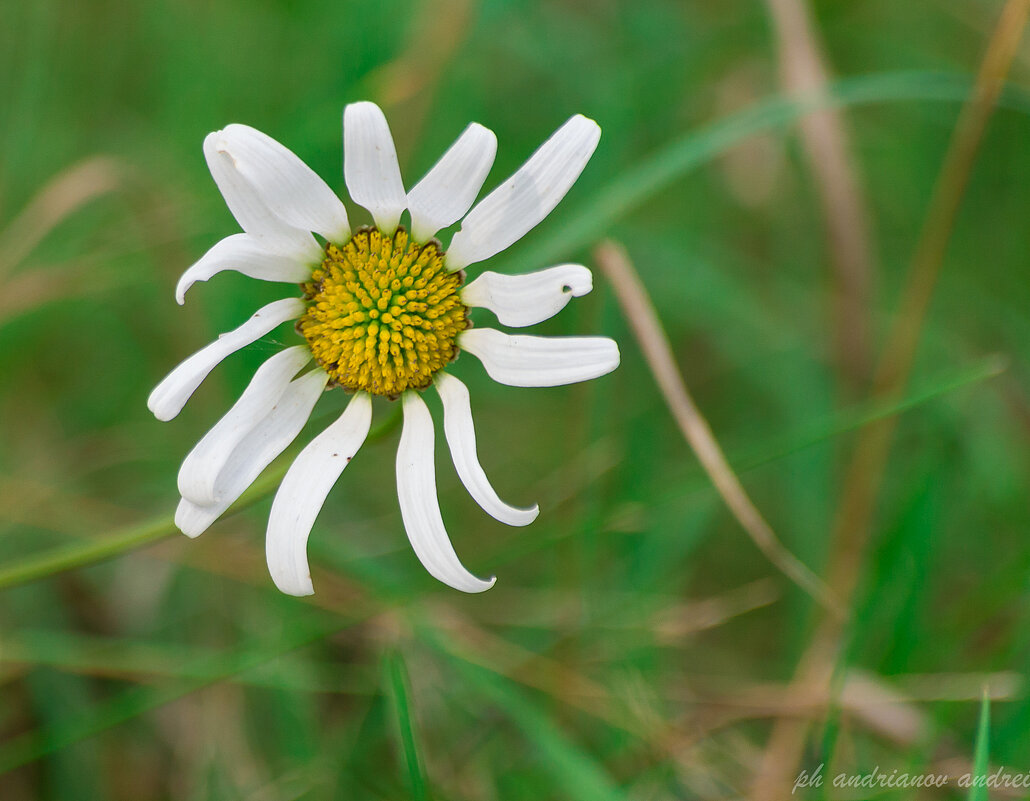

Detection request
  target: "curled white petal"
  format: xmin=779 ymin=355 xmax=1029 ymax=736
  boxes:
xmin=406 ymin=123 xmax=497 ymax=242
xmin=459 ymin=328 xmax=620 ymax=387
xmin=176 ymin=233 xmax=314 ymax=304
xmin=177 ymin=346 xmax=310 ymax=506
xmin=446 ymin=115 xmax=601 ymax=270
xmin=175 ymin=497 xmax=225 ymax=539
xmin=343 ymin=102 xmax=407 ymax=234
xmin=266 ymin=392 xmax=373 ymax=596
xmin=174 ymin=370 xmax=329 ymax=538
xmin=213 ymin=124 xmax=351 ymax=244
xmin=461 ymin=264 xmax=592 ymax=327
xmin=435 ymin=373 xmax=538 ymax=527
xmin=147 ymin=298 xmax=306 ymax=422
xmin=396 ymin=392 xmax=496 ymax=593
xmin=204 ymin=133 xmax=321 ymax=261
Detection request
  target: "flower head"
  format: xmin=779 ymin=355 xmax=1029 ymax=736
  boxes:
xmin=149 ymin=101 xmax=620 ymax=596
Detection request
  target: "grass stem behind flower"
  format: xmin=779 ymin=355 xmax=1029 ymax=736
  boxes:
xmin=595 ymin=239 xmax=843 ymax=616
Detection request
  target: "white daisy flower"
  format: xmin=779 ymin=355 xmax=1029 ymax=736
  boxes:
xmin=149 ymin=101 xmax=620 ymax=596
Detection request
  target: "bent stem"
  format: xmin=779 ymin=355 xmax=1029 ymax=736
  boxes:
xmin=594 ymin=239 xmax=843 ymax=617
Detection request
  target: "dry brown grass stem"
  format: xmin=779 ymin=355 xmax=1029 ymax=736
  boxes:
xmin=369 ymin=0 xmax=476 ymax=164
xmin=753 ymin=1 xmax=1030 ymax=796
xmin=594 ymin=239 xmax=843 ymax=617
xmin=0 ymin=157 xmax=123 ymax=279
xmin=0 ymin=262 xmax=124 ymax=325
xmin=763 ymin=0 xmax=877 ymax=395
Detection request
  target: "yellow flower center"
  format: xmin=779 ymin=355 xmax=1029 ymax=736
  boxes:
xmin=297 ymin=227 xmax=468 ymax=397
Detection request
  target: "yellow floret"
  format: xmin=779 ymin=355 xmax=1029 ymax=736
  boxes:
xmin=297 ymin=227 xmax=468 ymax=397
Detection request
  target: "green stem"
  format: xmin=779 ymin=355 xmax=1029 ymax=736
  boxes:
xmin=0 ymin=403 xmax=402 ymax=591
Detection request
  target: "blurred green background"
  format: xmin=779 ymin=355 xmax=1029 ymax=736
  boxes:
xmin=2 ymin=0 xmax=1030 ymax=798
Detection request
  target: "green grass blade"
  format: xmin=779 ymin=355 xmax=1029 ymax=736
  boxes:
xmin=0 ymin=612 xmax=350 ymax=775
xmin=968 ymin=691 xmax=991 ymax=801
xmin=0 ymin=459 xmax=287 ymax=591
xmin=733 ymin=355 xmax=1008 ymax=473
xmin=0 ymin=628 xmax=374 ymax=694
xmin=507 ymin=71 xmax=987 ymax=271
xmin=532 ymin=356 xmax=1006 ymax=557
xmin=0 ymin=511 xmax=177 ymax=591
xmin=0 ymin=405 xmax=403 ymax=591
xmin=442 ymin=652 xmax=625 ymax=801
xmin=385 ymin=651 xmax=430 ymax=801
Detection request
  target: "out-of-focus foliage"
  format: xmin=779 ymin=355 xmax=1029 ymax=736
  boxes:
xmin=1 ymin=0 xmax=1029 ymax=798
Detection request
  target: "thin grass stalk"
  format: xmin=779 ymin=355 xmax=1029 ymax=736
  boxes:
xmin=595 ymin=239 xmax=843 ymax=616
xmin=752 ymin=2 xmax=1030 ymax=796
xmin=763 ymin=0 xmax=877 ymax=396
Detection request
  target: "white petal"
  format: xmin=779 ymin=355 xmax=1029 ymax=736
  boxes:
xmin=176 ymin=233 xmax=315 ymax=304
xmin=214 ymin=124 xmax=351 ymax=243
xmin=435 ymin=372 xmax=538 ymax=527
xmin=265 ymin=392 xmax=373 ymax=596
xmin=445 ymin=115 xmax=601 ymax=270
xmin=406 ymin=123 xmax=497 ymax=242
xmin=177 ymin=346 xmax=310 ymax=506
xmin=204 ymin=133 xmax=322 ymax=261
xmin=396 ymin=392 xmax=495 ymax=593
xmin=175 ymin=496 xmax=224 ymax=539
xmin=343 ymin=102 xmax=407 ymax=234
xmin=147 ymin=298 xmax=306 ymax=422
xmin=174 ymin=370 xmax=328 ymax=538
xmin=461 ymin=264 xmax=592 ymax=327
xmin=459 ymin=328 xmax=620 ymax=387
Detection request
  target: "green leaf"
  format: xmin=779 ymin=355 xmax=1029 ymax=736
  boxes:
xmin=0 ymin=612 xmax=350 ymax=775
xmin=385 ymin=651 xmax=431 ymax=801
xmin=968 ymin=692 xmax=991 ymax=801
xmin=442 ymin=651 xmax=625 ymax=801
xmin=503 ymin=71 xmax=996 ymax=271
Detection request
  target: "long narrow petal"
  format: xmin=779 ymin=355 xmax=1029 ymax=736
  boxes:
xmin=204 ymin=134 xmax=322 ymax=261
xmin=461 ymin=264 xmax=592 ymax=327
xmin=406 ymin=123 xmax=497 ymax=242
xmin=176 ymin=233 xmax=314 ymax=304
xmin=177 ymin=346 xmax=310 ymax=506
xmin=445 ymin=115 xmax=601 ymax=270
xmin=265 ymin=392 xmax=373 ymax=596
xmin=343 ymin=102 xmax=407 ymax=234
xmin=459 ymin=328 xmax=620 ymax=387
xmin=396 ymin=392 xmax=495 ymax=593
xmin=214 ymin=125 xmax=351 ymax=243
xmin=174 ymin=370 xmax=328 ymax=538
xmin=147 ymin=298 xmax=306 ymax=422
xmin=435 ymin=373 xmax=538 ymax=526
